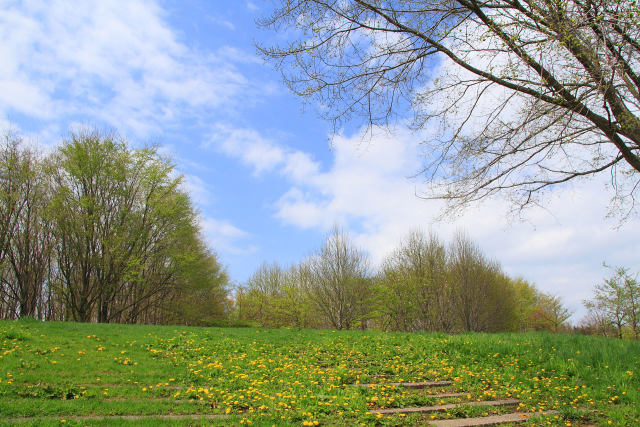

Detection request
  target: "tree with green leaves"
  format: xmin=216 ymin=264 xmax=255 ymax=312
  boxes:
xmin=48 ymin=130 xmax=227 ymax=323
xmin=585 ymin=267 xmax=640 ymax=339
xmin=448 ymin=232 xmax=517 ymax=332
xmin=260 ymin=0 xmax=640 ymax=216
xmin=235 ymin=261 xmax=314 ymax=328
xmin=378 ymin=230 xmax=452 ymax=332
xmin=531 ymin=293 xmax=573 ymax=333
xmin=0 ymin=134 xmax=53 ymax=318
xmin=509 ymin=277 xmax=542 ymax=332
xmin=0 ymin=129 xmax=229 ymax=324
xmin=160 ymin=241 xmax=229 ymax=326
xmin=236 ymin=262 xmax=290 ymax=327
xmin=0 ymin=134 xmax=23 ymax=272
xmin=49 ymin=131 xmax=129 ymax=321
xmin=0 ymin=134 xmax=30 ymax=318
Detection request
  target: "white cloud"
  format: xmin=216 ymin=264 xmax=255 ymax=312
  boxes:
xmin=277 ymin=188 xmax=336 ymax=229
xmin=181 ymin=173 xmax=215 ymax=207
xmin=200 ymin=217 xmax=249 ymax=240
xmin=0 ymin=80 xmax=54 ymax=118
xmin=200 ymin=216 xmax=257 ymax=256
xmin=209 ymin=124 xmax=286 ymax=174
xmin=177 ymin=171 xmax=256 ymax=259
xmin=0 ymin=0 xmax=256 ymax=140
xmin=208 ymin=123 xmax=321 ymax=179
xmin=216 ymin=46 xmax=262 ymax=65
xmin=208 ymin=15 xmax=236 ymax=31
xmin=274 ymin=128 xmax=443 ymax=269
xmin=274 ymin=127 xmax=427 ymax=232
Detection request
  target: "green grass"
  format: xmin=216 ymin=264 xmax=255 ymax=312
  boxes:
xmin=0 ymin=320 xmax=638 ymax=426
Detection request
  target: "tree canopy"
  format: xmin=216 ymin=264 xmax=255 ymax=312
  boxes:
xmin=584 ymin=266 xmax=639 ymax=339
xmin=259 ymin=0 xmax=640 ymax=216
xmin=0 ymin=131 xmax=229 ymax=324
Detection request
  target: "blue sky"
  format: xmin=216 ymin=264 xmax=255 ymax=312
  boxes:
xmin=1 ymin=0 xmax=638 ymax=320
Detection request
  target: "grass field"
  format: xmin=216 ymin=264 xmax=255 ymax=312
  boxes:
xmin=0 ymin=319 xmax=638 ymax=426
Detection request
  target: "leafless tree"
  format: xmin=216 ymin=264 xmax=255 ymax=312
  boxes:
xmin=260 ymin=0 xmax=640 ymax=216
xmin=305 ymin=226 xmax=371 ymax=329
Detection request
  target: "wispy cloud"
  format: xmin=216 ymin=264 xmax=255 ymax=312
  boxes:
xmin=181 ymin=173 xmax=215 ymax=207
xmin=208 ymin=15 xmax=236 ymax=31
xmin=207 ymin=123 xmax=320 ymax=179
xmin=180 ymin=171 xmax=255 ymax=259
xmin=0 ymin=0 xmax=257 ymax=140
xmin=200 ymin=217 xmax=257 ymax=256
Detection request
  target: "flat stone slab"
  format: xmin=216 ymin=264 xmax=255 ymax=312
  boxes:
xmin=354 ymin=380 xmax=452 ymax=388
xmin=6 ymin=414 xmax=232 ymax=423
xmin=428 ymin=410 xmax=560 ymax=426
xmin=370 ymin=399 xmax=520 ymax=415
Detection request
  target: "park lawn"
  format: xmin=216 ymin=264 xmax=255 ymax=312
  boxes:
xmin=0 ymin=319 xmax=638 ymax=426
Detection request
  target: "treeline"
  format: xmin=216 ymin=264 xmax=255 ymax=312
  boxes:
xmin=1 ymin=129 xmax=577 ymax=333
xmin=234 ymin=228 xmax=572 ymax=333
xmin=0 ymin=131 xmax=229 ymax=324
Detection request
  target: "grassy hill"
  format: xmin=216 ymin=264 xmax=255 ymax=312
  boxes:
xmin=0 ymin=319 xmax=638 ymax=426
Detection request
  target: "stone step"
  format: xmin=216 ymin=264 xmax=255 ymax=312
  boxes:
xmin=428 ymin=410 xmax=560 ymax=426
xmin=6 ymin=414 xmax=232 ymax=423
xmin=354 ymin=380 xmax=452 ymax=388
xmin=370 ymin=399 xmax=520 ymax=415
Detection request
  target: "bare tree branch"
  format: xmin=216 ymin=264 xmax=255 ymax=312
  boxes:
xmin=259 ymin=0 xmax=640 ymax=217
